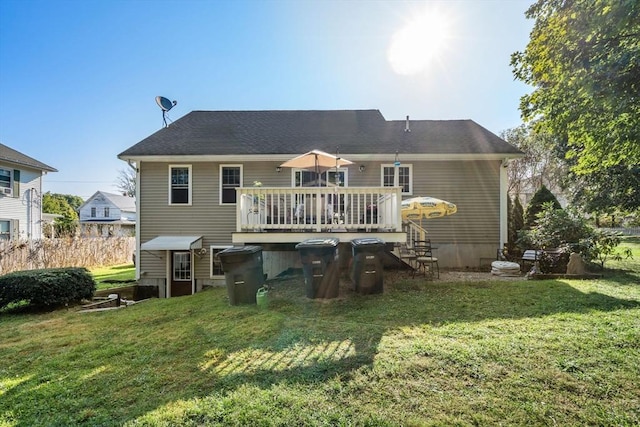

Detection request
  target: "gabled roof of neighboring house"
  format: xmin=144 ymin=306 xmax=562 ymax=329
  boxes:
xmin=0 ymin=143 xmax=58 ymax=172
xmin=79 ymin=191 xmax=136 ymax=212
xmin=118 ymin=110 xmax=522 ymax=158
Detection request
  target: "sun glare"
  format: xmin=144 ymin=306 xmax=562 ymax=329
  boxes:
xmin=388 ymin=8 xmax=451 ymax=76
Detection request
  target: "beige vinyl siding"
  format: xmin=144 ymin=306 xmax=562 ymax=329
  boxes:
xmin=139 ymin=160 xmax=292 ymax=279
xmin=345 ymin=159 xmax=500 ymax=246
xmin=139 ymin=159 xmax=501 ymax=279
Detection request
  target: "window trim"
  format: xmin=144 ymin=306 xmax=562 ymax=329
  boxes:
xmin=291 ymin=168 xmax=349 ymax=187
xmin=104 ymin=207 xmax=110 ymax=218
xmin=0 ymin=219 xmax=11 ymax=241
xmin=172 ymin=251 xmax=192 ymax=281
xmin=219 ymin=164 xmax=243 ymax=206
xmin=168 ymin=164 xmax=192 ymax=206
xmin=210 ymin=245 xmax=232 ymax=278
xmin=380 ymin=164 xmax=413 ymax=195
xmin=0 ymin=167 xmax=12 ymax=190
xmin=90 ymin=207 xmax=96 ymax=218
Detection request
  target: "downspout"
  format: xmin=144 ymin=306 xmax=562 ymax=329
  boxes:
xmin=499 ymin=159 xmax=509 ymax=250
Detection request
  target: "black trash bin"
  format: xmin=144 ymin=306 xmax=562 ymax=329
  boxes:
xmin=351 ymin=238 xmax=385 ymax=295
xmin=217 ymin=245 xmax=265 ymax=305
xmin=295 ymin=238 xmax=340 ymax=299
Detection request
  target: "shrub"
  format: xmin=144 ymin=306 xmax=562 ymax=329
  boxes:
xmin=581 ymin=230 xmax=633 ymax=270
xmin=0 ymin=267 xmax=96 ymax=310
xmin=518 ymin=204 xmax=631 ymax=272
xmin=524 ymin=185 xmax=562 ymax=228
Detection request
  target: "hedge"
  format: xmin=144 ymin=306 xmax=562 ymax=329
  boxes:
xmin=0 ymin=267 xmax=96 ymax=309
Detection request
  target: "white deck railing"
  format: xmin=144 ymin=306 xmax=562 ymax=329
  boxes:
xmin=236 ymin=187 xmax=402 ymax=232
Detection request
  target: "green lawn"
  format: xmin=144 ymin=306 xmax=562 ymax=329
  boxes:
xmin=1 ymin=243 xmax=639 ymax=426
xmin=90 ymin=263 xmax=136 ymax=290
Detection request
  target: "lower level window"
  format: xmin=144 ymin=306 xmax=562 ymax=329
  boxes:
xmin=173 ymin=252 xmax=191 ymax=281
xmin=210 ymin=246 xmax=231 ymax=277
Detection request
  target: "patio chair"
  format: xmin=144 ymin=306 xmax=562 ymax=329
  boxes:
xmin=413 ymin=239 xmax=439 ymax=279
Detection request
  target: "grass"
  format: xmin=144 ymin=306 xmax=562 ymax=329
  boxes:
xmin=1 ymin=241 xmax=639 ymax=426
xmin=89 ymin=263 xmax=136 ymax=290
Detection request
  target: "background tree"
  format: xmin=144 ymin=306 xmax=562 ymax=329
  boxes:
xmin=42 ymin=192 xmax=81 ymax=237
xmin=511 ymin=0 xmax=639 ymax=174
xmin=501 ymin=124 xmax=566 ymax=199
xmin=524 ymin=185 xmax=562 ymax=228
xmin=513 ymin=196 xmax=525 ymax=234
xmin=569 ymin=165 xmax=640 ymax=226
xmin=115 ymin=168 xmax=136 ymax=197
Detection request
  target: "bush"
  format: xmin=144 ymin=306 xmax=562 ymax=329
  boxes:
xmin=581 ymin=230 xmax=633 ymax=270
xmin=518 ymin=204 xmax=631 ymax=272
xmin=0 ymin=267 xmax=96 ymax=310
xmin=524 ymin=185 xmax=562 ymax=228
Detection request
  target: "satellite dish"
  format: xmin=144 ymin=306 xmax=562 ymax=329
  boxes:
xmin=156 ymin=96 xmax=176 ymax=112
xmin=155 ymin=96 xmax=177 ymax=127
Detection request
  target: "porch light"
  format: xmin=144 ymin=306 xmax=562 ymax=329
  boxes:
xmin=359 ymin=165 xmax=365 ymax=172
xmin=276 ymin=166 xmax=282 ymax=173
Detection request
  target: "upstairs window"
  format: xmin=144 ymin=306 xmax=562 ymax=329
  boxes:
xmin=220 ymin=165 xmax=242 ymax=205
xmin=104 ymin=207 xmax=110 ymax=218
xmin=91 ymin=207 xmax=96 ymax=218
xmin=0 ymin=168 xmax=11 ymax=190
xmin=169 ymin=165 xmax=191 ymax=205
xmin=381 ymin=164 xmax=413 ymax=195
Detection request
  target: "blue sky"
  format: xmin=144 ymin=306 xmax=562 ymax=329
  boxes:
xmin=0 ymin=0 xmax=533 ymax=199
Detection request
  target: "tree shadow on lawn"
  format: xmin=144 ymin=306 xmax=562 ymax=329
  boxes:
xmin=3 ymin=274 xmax=639 ymax=426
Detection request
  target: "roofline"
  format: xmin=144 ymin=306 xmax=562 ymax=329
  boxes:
xmin=119 ymin=153 xmax=524 ymax=163
xmin=0 ymin=158 xmax=58 ymax=173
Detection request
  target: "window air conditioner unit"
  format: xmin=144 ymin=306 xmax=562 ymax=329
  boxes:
xmin=2 ymin=188 xmax=12 ymax=196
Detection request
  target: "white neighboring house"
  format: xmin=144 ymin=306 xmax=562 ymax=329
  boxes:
xmin=78 ymin=191 xmax=136 ymax=237
xmin=0 ymin=143 xmax=57 ymax=242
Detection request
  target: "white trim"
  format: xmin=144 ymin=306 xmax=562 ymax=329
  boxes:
xmin=210 ymin=245 xmax=232 ymax=278
xmin=168 ymin=164 xmax=192 ymax=206
xmin=134 ymin=161 xmax=141 ymax=281
xmin=120 ymin=153 xmax=524 ymax=163
xmin=381 ymin=163 xmax=413 ymax=195
xmin=219 ymin=164 xmax=243 ymax=206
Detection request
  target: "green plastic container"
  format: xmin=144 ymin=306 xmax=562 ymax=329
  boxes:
xmin=256 ymin=287 xmax=268 ymax=309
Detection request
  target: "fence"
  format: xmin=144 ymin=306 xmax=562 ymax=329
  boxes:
xmin=0 ymin=237 xmax=135 ymax=275
xmin=599 ymin=227 xmax=640 ymax=236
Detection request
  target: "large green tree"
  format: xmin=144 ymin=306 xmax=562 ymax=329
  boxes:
xmin=511 ymin=0 xmax=639 ymax=174
xmin=42 ymin=192 xmax=82 ymax=236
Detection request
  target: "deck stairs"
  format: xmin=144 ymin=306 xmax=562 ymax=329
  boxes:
xmin=387 ymin=220 xmax=429 ymax=270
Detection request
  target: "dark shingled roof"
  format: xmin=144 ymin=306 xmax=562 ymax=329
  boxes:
xmin=119 ymin=110 xmax=521 ymax=157
xmin=0 ymin=143 xmax=58 ymax=172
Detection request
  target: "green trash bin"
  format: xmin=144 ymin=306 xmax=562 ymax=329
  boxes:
xmin=351 ymin=238 xmax=385 ymax=295
xmin=295 ymin=238 xmax=340 ymax=299
xmin=217 ymin=246 xmax=265 ymax=305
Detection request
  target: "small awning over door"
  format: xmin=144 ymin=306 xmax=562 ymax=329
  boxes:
xmin=141 ymin=235 xmax=203 ymax=251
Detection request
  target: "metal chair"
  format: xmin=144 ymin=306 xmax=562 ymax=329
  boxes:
xmin=412 ymin=240 xmax=439 ymax=279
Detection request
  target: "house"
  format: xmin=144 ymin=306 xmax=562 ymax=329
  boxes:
xmin=118 ymin=110 xmax=523 ymax=297
xmin=78 ymin=191 xmax=136 ymax=237
xmin=0 ymin=143 xmax=58 ymax=242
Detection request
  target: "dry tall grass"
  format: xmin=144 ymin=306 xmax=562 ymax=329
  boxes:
xmin=0 ymin=237 xmax=135 ymax=274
